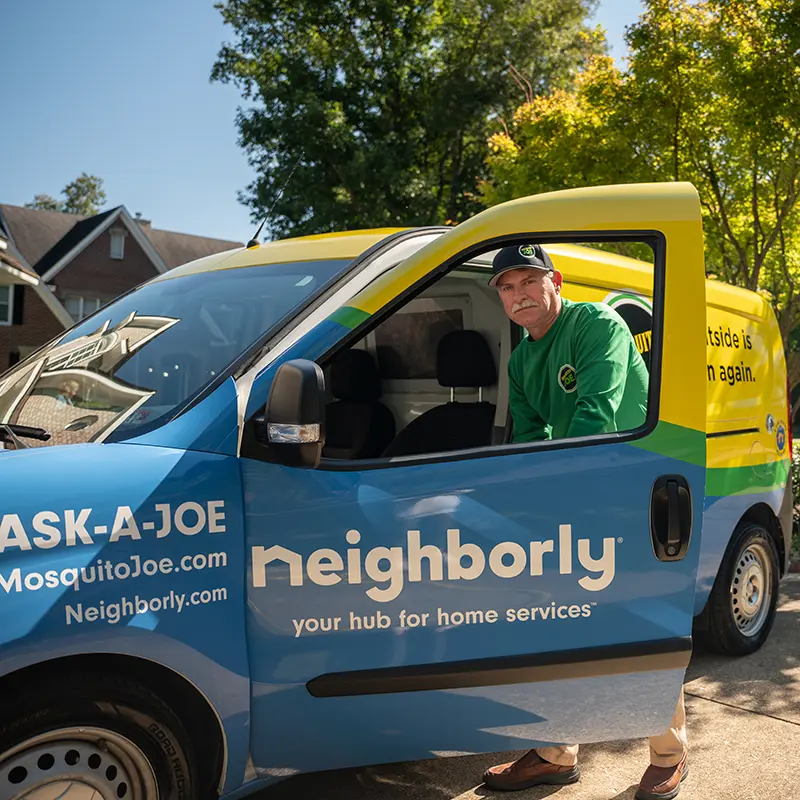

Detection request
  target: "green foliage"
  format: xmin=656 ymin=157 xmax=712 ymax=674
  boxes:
xmin=578 ymin=241 xmax=655 ymax=263
xmin=62 ymin=173 xmax=106 ymax=216
xmin=25 ymin=194 xmax=63 ymax=212
xmin=481 ymin=53 xmax=639 ymax=202
xmin=483 ymin=0 xmax=800 ymax=394
xmin=25 ymin=173 xmax=106 ymax=217
xmin=211 ymin=0 xmax=601 ymax=238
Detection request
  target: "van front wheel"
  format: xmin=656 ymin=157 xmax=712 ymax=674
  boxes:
xmin=0 ymin=672 xmax=199 ymax=800
xmin=702 ymin=522 xmax=780 ymax=656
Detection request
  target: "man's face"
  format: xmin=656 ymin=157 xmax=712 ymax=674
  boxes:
xmin=495 ymin=267 xmax=562 ymax=328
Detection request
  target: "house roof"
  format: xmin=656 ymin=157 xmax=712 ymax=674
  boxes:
xmin=33 ymin=207 xmax=119 ymax=276
xmin=0 ymin=238 xmax=39 ymax=283
xmin=0 ymin=204 xmax=243 ymax=275
xmin=0 ymin=204 xmax=89 ymax=269
xmin=143 ymin=227 xmax=242 ymax=270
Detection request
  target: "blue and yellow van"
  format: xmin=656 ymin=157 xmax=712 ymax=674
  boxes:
xmin=0 ymin=182 xmax=791 ymax=799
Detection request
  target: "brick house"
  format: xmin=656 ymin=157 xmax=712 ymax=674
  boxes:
xmin=0 ymin=204 xmax=242 ymax=371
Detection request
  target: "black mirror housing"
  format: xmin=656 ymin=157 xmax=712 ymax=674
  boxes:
xmin=259 ymin=358 xmax=326 ymax=468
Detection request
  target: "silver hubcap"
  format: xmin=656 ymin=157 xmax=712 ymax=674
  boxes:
xmin=731 ymin=542 xmax=773 ymax=637
xmin=0 ymin=727 xmax=158 ymax=800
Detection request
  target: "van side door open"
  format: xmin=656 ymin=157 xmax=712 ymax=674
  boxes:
xmin=240 ymin=183 xmax=708 ymax=775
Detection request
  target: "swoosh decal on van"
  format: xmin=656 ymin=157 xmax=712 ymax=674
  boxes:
xmin=630 ymin=420 xmax=706 ymax=467
xmin=706 ymin=458 xmax=790 ymax=497
xmin=330 ymin=306 xmax=370 ymax=330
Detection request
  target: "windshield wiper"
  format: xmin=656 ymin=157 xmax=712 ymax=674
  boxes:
xmin=0 ymin=423 xmax=51 ymax=450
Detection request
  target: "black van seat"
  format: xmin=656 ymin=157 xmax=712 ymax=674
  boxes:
xmin=322 ymin=349 xmax=395 ymax=459
xmin=382 ymin=330 xmax=497 ymax=458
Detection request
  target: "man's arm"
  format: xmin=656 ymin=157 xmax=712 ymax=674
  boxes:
xmin=566 ymin=308 xmax=636 ymax=439
xmin=509 ymin=361 xmax=550 ymax=443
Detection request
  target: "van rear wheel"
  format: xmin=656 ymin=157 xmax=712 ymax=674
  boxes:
xmin=0 ymin=672 xmax=199 ymax=800
xmin=701 ymin=522 xmax=780 ymax=656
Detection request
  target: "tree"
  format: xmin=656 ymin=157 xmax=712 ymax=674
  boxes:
xmin=482 ymin=0 xmax=800 ymax=406
xmin=211 ymin=0 xmax=602 ymax=238
xmin=26 ymin=173 xmax=107 ymax=216
xmin=26 ymin=194 xmax=63 ymax=212
xmin=62 ymin=172 xmax=106 ymax=216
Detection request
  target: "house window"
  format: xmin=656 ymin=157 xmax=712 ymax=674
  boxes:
xmin=110 ymin=229 xmax=125 ymax=260
xmin=0 ymin=286 xmax=11 ymax=325
xmin=64 ymin=295 xmax=102 ymax=322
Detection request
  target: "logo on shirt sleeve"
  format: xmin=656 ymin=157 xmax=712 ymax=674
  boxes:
xmin=558 ymin=364 xmax=577 ymax=393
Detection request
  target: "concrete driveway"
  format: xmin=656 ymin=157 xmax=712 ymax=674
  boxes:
xmin=254 ymin=576 xmax=800 ymax=800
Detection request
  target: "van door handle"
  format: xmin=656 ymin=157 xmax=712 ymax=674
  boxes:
xmin=666 ymin=480 xmax=681 ymax=549
xmin=650 ymin=475 xmax=692 ymax=562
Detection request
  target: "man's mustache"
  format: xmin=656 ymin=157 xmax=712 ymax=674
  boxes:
xmin=511 ymin=299 xmax=537 ymax=314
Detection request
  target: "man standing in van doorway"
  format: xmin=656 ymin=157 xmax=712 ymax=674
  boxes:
xmin=481 ymin=244 xmax=688 ymax=800
xmin=493 ymin=243 xmax=649 ymax=442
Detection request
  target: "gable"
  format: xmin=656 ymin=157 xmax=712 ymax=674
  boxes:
xmin=32 ymin=208 xmax=119 ymax=277
xmin=53 ymin=224 xmax=162 ymax=298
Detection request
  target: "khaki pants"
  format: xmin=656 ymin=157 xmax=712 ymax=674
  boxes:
xmin=537 ymin=689 xmax=687 ymax=769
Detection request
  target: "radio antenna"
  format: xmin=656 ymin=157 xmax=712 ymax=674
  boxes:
xmin=246 ymin=153 xmax=304 ymax=248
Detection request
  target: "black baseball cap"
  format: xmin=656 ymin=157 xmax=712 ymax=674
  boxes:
xmin=488 ymin=244 xmax=554 ymax=286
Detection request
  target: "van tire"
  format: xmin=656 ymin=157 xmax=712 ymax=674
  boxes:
xmin=701 ymin=522 xmax=780 ymax=656
xmin=0 ymin=671 xmax=201 ymax=800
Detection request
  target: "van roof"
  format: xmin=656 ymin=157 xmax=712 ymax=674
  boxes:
xmin=151 ymin=228 xmax=406 ymax=282
xmin=155 ymin=227 xmax=770 ymax=321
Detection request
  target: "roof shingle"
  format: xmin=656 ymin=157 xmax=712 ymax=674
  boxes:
xmin=0 ymin=204 xmax=88 ymax=269
xmin=144 ymin=227 xmax=242 ymax=270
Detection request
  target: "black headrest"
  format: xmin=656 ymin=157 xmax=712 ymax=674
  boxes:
xmin=436 ymin=330 xmax=496 ymax=388
xmin=329 ymin=349 xmax=382 ymax=402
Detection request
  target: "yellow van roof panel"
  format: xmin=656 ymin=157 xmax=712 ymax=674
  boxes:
xmin=704 ymin=277 xmax=770 ymax=319
xmin=152 ymin=228 xmax=406 ymax=281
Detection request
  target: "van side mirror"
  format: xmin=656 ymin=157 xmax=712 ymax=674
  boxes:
xmin=258 ymin=358 xmax=325 ymax=468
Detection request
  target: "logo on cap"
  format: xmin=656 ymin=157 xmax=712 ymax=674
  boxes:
xmin=519 ymin=244 xmax=535 ymax=258
xmin=558 ymin=364 xmax=577 ymax=393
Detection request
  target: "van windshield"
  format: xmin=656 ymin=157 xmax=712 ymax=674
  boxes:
xmin=0 ymin=260 xmax=350 ymax=448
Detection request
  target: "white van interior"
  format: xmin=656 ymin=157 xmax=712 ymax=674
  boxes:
xmin=320 ymin=260 xmax=517 ymax=460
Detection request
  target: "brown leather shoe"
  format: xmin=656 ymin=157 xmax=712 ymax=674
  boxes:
xmin=482 ymin=749 xmax=580 ymax=791
xmin=635 ymin=752 xmax=689 ymax=800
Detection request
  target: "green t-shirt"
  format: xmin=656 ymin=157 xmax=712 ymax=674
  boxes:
xmin=508 ymin=298 xmax=649 ymax=442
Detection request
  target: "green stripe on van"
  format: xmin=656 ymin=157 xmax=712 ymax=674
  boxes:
xmin=632 ymin=422 xmax=790 ymax=495
xmin=632 ymin=420 xmax=706 ymax=466
xmin=706 ymin=458 xmax=790 ymax=497
xmin=330 ymin=306 xmax=370 ymax=330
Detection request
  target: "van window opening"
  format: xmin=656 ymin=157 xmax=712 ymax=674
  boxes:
xmin=315 ymin=238 xmax=659 ymax=465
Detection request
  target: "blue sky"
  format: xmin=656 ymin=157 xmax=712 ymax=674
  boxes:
xmin=1 ymin=0 xmax=644 ymax=245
